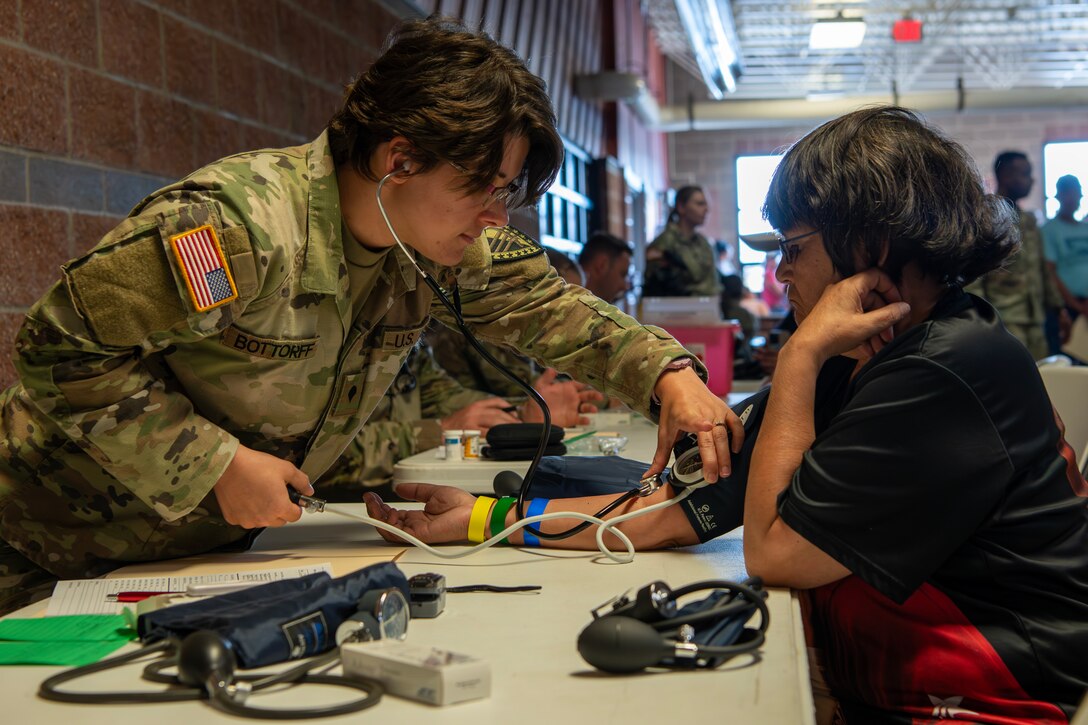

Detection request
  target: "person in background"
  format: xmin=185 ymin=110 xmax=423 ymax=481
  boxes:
xmin=643 ymin=185 xmax=722 ymax=297
xmin=751 ymin=309 xmax=796 ymax=383
xmin=319 ymin=344 xmax=600 ymax=499
xmin=720 ymin=273 xmax=763 ymax=381
xmin=362 ymin=107 xmax=1088 ymax=722
xmin=428 ymin=245 xmax=588 ymax=398
xmin=967 ymin=150 xmax=1068 ymax=358
xmin=1043 ymin=174 xmax=1088 ymax=325
xmin=760 ymin=254 xmax=788 ymax=312
xmin=544 ymin=246 xmax=585 ymax=287
xmin=738 ymin=283 xmax=771 ymax=321
xmin=736 ymin=232 xmax=792 ymax=382
xmin=578 ymin=231 xmax=634 ymax=303
xmin=719 ymin=273 xmax=757 ymax=341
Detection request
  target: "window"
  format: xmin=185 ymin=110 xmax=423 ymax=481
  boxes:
xmin=735 ymin=153 xmax=784 ymax=293
xmin=539 ymin=137 xmax=592 ymax=257
xmin=1043 ymin=141 xmax=1088 ymax=221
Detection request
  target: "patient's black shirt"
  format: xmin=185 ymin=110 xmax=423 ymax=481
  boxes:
xmin=682 ymin=290 xmax=1088 ymax=721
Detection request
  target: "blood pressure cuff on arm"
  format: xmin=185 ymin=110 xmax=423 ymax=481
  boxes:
xmin=137 ymin=561 xmax=408 ymax=668
xmin=678 ymin=387 xmax=772 ymax=542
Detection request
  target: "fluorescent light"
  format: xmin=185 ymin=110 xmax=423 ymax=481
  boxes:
xmin=674 ymin=0 xmax=743 ymax=98
xmin=809 ymin=17 xmax=867 ymax=50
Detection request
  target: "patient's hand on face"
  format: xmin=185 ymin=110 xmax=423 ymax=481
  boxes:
xmin=789 ymin=269 xmax=911 ymax=363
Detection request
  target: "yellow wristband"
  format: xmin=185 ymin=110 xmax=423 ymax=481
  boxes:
xmin=467 ymin=496 xmax=497 ymax=543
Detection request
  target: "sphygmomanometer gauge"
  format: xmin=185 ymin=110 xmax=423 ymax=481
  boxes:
xmin=335 ymin=587 xmax=410 ymax=645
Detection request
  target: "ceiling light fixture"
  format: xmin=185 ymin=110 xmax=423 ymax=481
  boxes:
xmin=674 ymin=0 xmax=743 ymax=98
xmin=809 ymin=13 xmax=867 ymax=50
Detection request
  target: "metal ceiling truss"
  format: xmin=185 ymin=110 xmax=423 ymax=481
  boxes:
xmin=647 ymin=0 xmax=1088 ymax=101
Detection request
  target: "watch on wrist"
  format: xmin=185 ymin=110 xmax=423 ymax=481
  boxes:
xmin=662 ymin=357 xmax=695 ymax=373
xmin=650 ymin=357 xmax=696 ymax=408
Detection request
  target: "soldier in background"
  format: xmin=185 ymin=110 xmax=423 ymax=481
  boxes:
xmin=967 ymin=151 xmax=1068 ymax=358
xmin=578 ymin=231 xmax=633 ymax=303
xmin=0 ymin=17 xmax=738 ymax=613
xmin=1043 ymin=175 xmax=1088 ymax=324
xmin=427 ymin=246 xmax=586 ymax=398
xmin=643 ymin=185 xmax=722 ymax=298
xmin=319 ymin=344 xmax=599 ymax=499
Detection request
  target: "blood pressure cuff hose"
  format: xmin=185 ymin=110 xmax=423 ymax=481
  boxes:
xmin=136 ymin=561 xmax=408 ymax=668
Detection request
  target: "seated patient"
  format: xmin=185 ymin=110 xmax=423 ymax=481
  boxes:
xmin=366 ymin=106 xmax=1088 ymax=722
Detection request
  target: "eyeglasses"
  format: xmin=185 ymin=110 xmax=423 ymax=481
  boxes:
xmin=448 ymin=162 xmax=521 ymax=207
xmin=776 ymin=229 xmax=821 ymax=265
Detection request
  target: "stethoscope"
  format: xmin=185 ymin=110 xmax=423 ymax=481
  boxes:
xmin=369 ymin=165 xmax=704 ymax=543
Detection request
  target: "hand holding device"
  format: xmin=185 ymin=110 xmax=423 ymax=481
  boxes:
xmin=213 ymin=445 xmax=311 ymax=528
xmin=649 ymin=365 xmax=743 ymax=483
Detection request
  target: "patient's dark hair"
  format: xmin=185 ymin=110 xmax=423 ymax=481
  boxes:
xmin=328 ymin=16 xmax=562 ymax=208
xmin=763 ymin=106 xmax=1018 ymax=285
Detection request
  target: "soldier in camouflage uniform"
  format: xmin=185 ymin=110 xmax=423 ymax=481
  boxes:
xmin=0 ymin=18 xmax=740 ymax=614
xmin=427 ymin=246 xmax=586 ymax=398
xmin=967 ymin=151 xmax=1067 ymax=359
xmin=318 ymin=344 xmax=495 ymax=498
xmin=427 ymin=321 xmax=537 ymax=398
xmin=319 ymin=344 xmax=598 ymax=497
xmin=644 ymin=185 xmax=722 ymax=298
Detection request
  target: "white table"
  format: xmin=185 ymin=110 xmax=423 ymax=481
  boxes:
xmin=394 ymin=418 xmax=659 ymax=493
xmin=2 ymin=505 xmax=815 ymax=724
xmin=394 ymin=396 xmax=758 ymax=492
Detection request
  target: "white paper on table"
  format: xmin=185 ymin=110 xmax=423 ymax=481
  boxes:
xmin=45 ymin=563 xmax=334 ymax=616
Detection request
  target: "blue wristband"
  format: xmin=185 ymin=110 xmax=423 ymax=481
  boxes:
xmin=520 ymin=498 xmax=550 ymax=547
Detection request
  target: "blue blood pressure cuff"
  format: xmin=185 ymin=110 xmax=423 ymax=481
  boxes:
xmin=137 ymin=561 xmax=408 ymax=668
xmin=679 ymin=387 xmax=771 ymax=542
xmin=528 ymin=455 xmax=652 ymax=498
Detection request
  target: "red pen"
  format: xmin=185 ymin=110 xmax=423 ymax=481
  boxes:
xmin=106 ymin=591 xmax=181 ymax=603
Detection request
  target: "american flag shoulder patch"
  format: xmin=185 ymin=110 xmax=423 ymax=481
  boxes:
xmin=169 ymin=225 xmax=239 ymax=312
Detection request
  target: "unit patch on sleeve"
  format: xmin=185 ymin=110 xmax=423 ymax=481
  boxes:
xmin=169 ymin=225 xmax=239 ymax=312
xmin=485 ymin=226 xmax=544 ymax=263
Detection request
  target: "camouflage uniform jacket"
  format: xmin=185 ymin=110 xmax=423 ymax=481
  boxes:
xmin=426 ymin=319 xmax=537 ymax=398
xmin=0 ymin=131 xmax=695 ymax=579
xmin=967 ymin=208 xmax=1062 ymax=326
xmin=643 ymin=223 xmax=722 ymax=297
xmin=318 ymin=345 xmax=489 ymax=492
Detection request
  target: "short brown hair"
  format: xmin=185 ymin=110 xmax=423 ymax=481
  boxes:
xmin=578 ymin=231 xmax=633 ymax=266
xmin=328 ymin=16 xmax=562 ymax=208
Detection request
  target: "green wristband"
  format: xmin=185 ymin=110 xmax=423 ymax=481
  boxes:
xmin=489 ymin=497 xmax=518 ymax=544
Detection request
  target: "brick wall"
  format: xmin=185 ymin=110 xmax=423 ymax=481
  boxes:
xmin=667 ymin=107 xmax=1088 ymax=249
xmin=0 ymin=0 xmax=403 ymax=389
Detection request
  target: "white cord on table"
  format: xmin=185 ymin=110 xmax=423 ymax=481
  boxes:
xmin=320 ymin=484 xmax=704 ymax=564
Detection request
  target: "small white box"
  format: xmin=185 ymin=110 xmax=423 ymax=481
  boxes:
xmin=640 ymin=296 xmax=722 ymax=326
xmin=341 ymin=640 xmax=491 ymax=706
